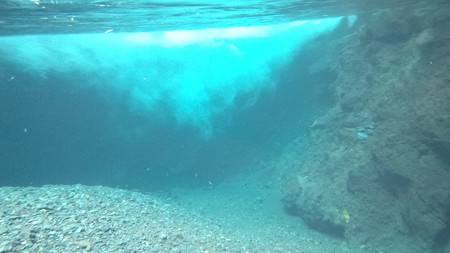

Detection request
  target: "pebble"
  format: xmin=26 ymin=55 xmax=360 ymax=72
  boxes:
xmin=0 ymin=227 xmax=8 ymax=235
xmin=78 ymin=240 xmax=90 ymax=250
xmin=0 ymin=185 xmax=338 ymax=252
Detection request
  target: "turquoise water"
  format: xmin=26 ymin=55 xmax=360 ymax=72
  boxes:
xmin=1 ymin=0 xmax=450 ymax=252
xmin=1 ymin=0 xmax=415 ymax=34
xmin=0 ymin=0 xmax=362 ymax=187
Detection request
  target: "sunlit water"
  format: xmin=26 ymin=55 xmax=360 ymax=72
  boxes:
xmin=1 ymin=0 xmax=424 ymax=35
xmin=1 ymin=2 xmax=449 ymax=251
xmin=0 ymin=0 xmax=432 ymax=139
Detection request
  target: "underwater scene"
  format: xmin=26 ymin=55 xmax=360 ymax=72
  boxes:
xmin=1 ymin=0 xmax=450 ymax=252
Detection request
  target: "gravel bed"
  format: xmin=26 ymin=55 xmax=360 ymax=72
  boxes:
xmin=0 ymin=185 xmax=338 ymax=253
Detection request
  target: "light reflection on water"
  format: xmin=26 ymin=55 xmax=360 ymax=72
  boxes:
xmin=0 ymin=0 xmax=425 ymax=35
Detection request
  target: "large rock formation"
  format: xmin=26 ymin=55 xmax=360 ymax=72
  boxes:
xmin=282 ymin=4 xmax=450 ymax=253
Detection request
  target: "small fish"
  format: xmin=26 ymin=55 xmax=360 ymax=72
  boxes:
xmin=104 ymin=29 xmax=114 ymax=33
xmin=8 ymin=76 xmax=15 ymax=81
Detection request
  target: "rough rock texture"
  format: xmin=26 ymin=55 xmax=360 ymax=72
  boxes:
xmin=282 ymin=4 xmax=450 ymax=253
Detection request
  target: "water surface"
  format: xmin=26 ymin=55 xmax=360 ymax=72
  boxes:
xmin=1 ymin=0 xmax=425 ymax=35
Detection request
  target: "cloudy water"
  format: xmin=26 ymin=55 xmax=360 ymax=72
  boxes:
xmin=1 ymin=0 xmax=450 ymax=252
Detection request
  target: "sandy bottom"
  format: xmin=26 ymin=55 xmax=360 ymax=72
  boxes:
xmin=0 ymin=173 xmax=353 ymax=253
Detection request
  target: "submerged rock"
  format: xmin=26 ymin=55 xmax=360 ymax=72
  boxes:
xmin=281 ymin=4 xmax=450 ymax=253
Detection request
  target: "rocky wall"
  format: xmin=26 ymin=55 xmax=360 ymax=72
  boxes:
xmin=282 ymin=4 xmax=450 ymax=253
